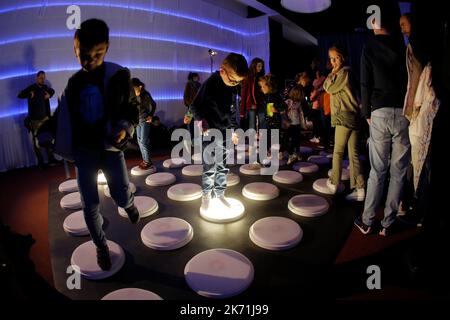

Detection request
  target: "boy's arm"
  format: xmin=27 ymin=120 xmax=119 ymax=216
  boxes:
xmin=360 ymin=47 xmax=373 ymax=119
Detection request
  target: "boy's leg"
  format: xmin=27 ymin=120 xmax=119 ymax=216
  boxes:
xmin=101 ymin=151 xmax=138 ymax=223
xmin=75 ymin=149 xmax=106 ymax=248
xmin=214 ymin=140 xmax=230 ymax=198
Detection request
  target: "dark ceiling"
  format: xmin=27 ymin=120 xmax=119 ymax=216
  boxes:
xmin=256 ymin=0 xmax=403 ymax=36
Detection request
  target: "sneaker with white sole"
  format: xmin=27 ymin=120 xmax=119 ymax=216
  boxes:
xmin=345 ymin=188 xmax=365 ymax=201
xmin=326 ymin=178 xmax=343 ymax=194
xmin=216 ymin=195 xmax=232 ymax=209
xmin=200 ymin=194 xmax=211 ymax=211
xmin=287 ymin=153 xmax=298 ymax=165
xmin=354 ymin=216 xmax=372 ymax=235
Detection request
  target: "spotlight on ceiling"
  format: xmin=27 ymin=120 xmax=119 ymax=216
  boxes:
xmin=280 ymin=0 xmax=331 ymax=14
xmin=208 ymin=49 xmax=218 ymax=56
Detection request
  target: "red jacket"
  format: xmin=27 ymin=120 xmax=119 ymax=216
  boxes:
xmin=240 ymin=76 xmax=257 ymax=116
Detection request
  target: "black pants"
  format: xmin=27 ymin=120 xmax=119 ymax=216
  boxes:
xmin=286 ymin=125 xmax=301 ymax=154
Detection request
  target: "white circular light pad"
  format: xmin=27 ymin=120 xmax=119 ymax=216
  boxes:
xmin=163 ymin=158 xmax=187 ymax=169
xmin=292 ymin=162 xmax=319 ymax=174
xmin=299 ymin=146 xmax=313 ymax=155
xmin=249 ymin=217 xmax=303 ymax=251
xmin=239 ymin=163 xmax=262 ymax=175
xmin=288 ymin=194 xmax=329 ymax=217
xmin=97 ymin=171 xmax=108 ymax=185
xmin=281 ymin=0 xmax=331 ymax=14
xmin=58 ymin=179 xmax=78 ymax=193
xmin=273 ymin=170 xmax=303 ymax=184
xmin=167 ymin=183 xmax=202 ymax=201
xmin=118 ymin=196 xmax=158 ymax=218
xmin=63 ymin=210 xmax=89 ymax=236
xmin=60 ymin=192 xmax=82 ymax=210
xmin=131 ymin=165 xmax=157 ymax=176
xmin=141 ymin=217 xmax=193 ymax=250
xmin=184 ymin=249 xmax=254 ymax=299
xmin=200 ymin=198 xmax=245 ymax=223
xmin=226 ymin=173 xmax=240 ymax=187
xmin=327 ymin=168 xmax=350 ymax=181
xmin=242 ymin=182 xmax=279 ymax=201
xmin=70 ymin=240 xmax=125 ymax=280
xmin=145 ymin=172 xmax=176 ymax=187
xmin=307 ymin=155 xmax=331 ymax=166
xmin=313 ymin=178 xmax=345 ymax=195
xmin=102 ymin=288 xmax=163 ymax=300
xmin=104 ymin=182 xmax=136 ymax=198
xmin=182 ymin=165 xmax=203 ymax=177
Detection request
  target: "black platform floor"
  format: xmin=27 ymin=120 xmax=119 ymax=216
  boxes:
xmin=48 ymin=156 xmax=364 ymax=300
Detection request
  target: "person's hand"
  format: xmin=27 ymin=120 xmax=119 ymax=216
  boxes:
xmin=200 ymin=119 xmax=209 ymax=132
xmin=115 ymin=129 xmax=127 ymax=143
xmin=44 ymin=92 xmax=50 ymax=100
xmin=30 ymin=91 xmax=35 ymax=99
xmin=270 ymin=106 xmax=277 ymax=113
xmin=146 ymin=116 xmax=153 ymax=123
xmin=232 ymin=132 xmax=239 ymax=145
xmin=250 ymin=105 xmax=257 ymax=110
xmin=240 ymin=114 xmax=245 ymax=118
xmin=366 ymin=118 xmax=371 ymax=126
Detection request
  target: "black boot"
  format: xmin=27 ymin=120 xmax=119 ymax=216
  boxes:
xmin=96 ymin=245 xmax=112 ymax=271
xmin=125 ymin=205 xmax=140 ymax=224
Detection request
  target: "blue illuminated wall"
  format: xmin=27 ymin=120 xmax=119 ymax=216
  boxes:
xmin=0 ymin=0 xmax=270 ymax=171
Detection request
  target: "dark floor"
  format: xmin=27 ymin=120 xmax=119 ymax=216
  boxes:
xmin=0 ymin=145 xmax=440 ymax=300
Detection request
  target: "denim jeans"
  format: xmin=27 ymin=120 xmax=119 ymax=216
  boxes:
xmin=202 ymin=139 xmax=231 ymax=197
xmin=248 ymin=109 xmax=257 ymax=131
xmin=362 ymin=108 xmax=410 ymax=228
xmin=136 ymin=121 xmax=151 ymax=163
xmin=75 ymin=148 xmax=134 ymax=248
xmin=257 ymin=111 xmax=267 ymax=131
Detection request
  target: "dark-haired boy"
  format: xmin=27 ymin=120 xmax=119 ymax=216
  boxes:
xmin=188 ymin=53 xmax=248 ymax=211
xmin=57 ymin=19 xmax=139 ymax=270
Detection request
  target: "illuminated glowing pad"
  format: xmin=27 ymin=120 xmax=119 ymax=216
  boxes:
xmin=327 ymin=168 xmax=350 ymax=181
xmin=242 ymin=182 xmax=279 ymax=201
xmin=63 ymin=210 xmax=89 ymax=236
xmin=71 ymin=240 xmax=125 ymax=280
xmin=313 ymin=178 xmax=345 ymax=195
xmin=60 ymin=192 xmax=82 ymax=210
xmin=131 ymin=165 xmax=157 ymax=176
xmin=184 ymin=249 xmax=254 ymax=299
xmin=163 ymin=158 xmax=187 ymax=169
xmin=292 ymin=162 xmax=319 ymax=174
xmin=288 ymin=194 xmax=329 ymax=217
xmin=97 ymin=171 xmax=107 ymax=185
xmin=118 ymin=196 xmax=158 ymax=218
xmin=102 ymin=288 xmax=163 ymax=300
xmin=239 ymin=163 xmax=261 ymax=175
xmin=299 ymin=146 xmax=313 ymax=155
xmin=226 ymin=173 xmax=240 ymax=187
xmin=104 ymin=182 xmax=136 ymax=198
xmin=145 ymin=172 xmax=176 ymax=186
xmin=273 ymin=170 xmax=303 ymax=184
xmin=200 ymin=197 xmax=245 ymax=223
xmin=141 ymin=217 xmax=193 ymax=250
xmin=307 ymin=155 xmax=331 ymax=166
xmin=167 ymin=183 xmax=202 ymax=201
xmin=58 ymin=179 xmax=78 ymax=193
xmin=249 ymin=217 xmax=303 ymax=250
xmin=182 ymin=165 xmax=203 ymax=177
xmin=192 ymin=153 xmax=203 ymax=163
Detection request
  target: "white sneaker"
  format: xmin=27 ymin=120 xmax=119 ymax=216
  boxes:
xmin=201 ymin=194 xmax=211 ymax=211
xmin=345 ymin=188 xmax=365 ymax=201
xmin=326 ymin=179 xmax=343 ymax=194
xmin=216 ymin=195 xmax=232 ymax=209
xmin=287 ymin=154 xmax=298 ymax=165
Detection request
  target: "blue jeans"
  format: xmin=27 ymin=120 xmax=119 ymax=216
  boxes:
xmin=75 ymin=148 xmax=134 ymax=248
xmin=362 ymin=108 xmax=410 ymax=228
xmin=202 ymin=139 xmax=231 ymax=197
xmin=136 ymin=121 xmax=151 ymax=163
xmin=257 ymin=111 xmax=267 ymax=131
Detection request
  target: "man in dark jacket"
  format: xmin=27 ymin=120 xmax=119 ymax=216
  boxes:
xmin=355 ymin=7 xmax=410 ymax=237
xmin=18 ymin=71 xmax=57 ymax=167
